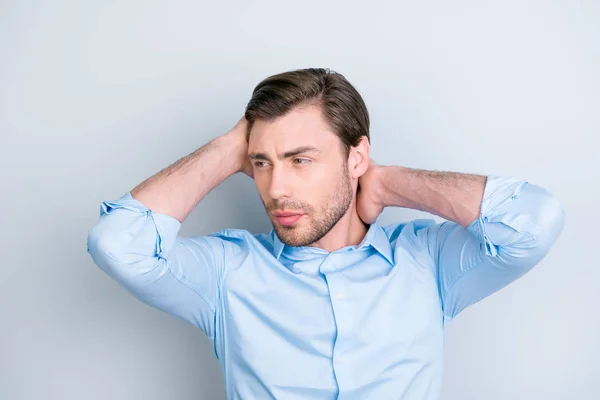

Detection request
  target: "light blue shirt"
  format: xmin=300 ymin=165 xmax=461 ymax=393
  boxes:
xmin=87 ymin=174 xmax=564 ymax=399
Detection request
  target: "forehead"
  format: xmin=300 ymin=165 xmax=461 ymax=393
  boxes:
xmin=248 ymin=105 xmax=340 ymax=153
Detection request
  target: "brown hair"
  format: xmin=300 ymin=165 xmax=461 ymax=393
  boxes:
xmin=244 ymin=68 xmax=370 ymax=157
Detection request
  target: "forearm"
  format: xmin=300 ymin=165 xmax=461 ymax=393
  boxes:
xmin=130 ymin=130 xmax=246 ymax=223
xmin=377 ymin=166 xmax=487 ymax=228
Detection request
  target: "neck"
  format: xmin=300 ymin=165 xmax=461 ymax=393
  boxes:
xmin=308 ymin=198 xmax=369 ymax=253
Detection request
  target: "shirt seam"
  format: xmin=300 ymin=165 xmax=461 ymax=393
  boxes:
xmin=166 ymin=261 xmax=216 ymax=314
xmin=102 ymin=249 xmax=216 ymax=314
xmin=212 ymin=234 xmax=239 ymax=363
xmin=440 ymin=249 xmax=487 ymax=318
xmin=440 ymin=214 xmax=537 ymax=318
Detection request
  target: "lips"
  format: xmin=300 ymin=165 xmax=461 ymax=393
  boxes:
xmin=272 ymin=211 xmax=305 ymax=226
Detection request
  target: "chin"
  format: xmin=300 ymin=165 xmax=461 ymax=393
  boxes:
xmin=274 ymin=225 xmax=312 ymax=247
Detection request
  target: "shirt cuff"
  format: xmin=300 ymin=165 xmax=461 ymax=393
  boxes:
xmin=466 ymin=174 xmax=531 ymax=257
xmin=100 ymin=192 xmax=181 ymax=259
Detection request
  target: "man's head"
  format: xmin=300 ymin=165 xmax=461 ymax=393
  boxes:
xmin=245 ymin=68 xmax=371 ymax=247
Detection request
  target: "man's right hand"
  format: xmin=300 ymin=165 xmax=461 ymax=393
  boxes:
xmin=225 ymin=116 xmax=253 ymax=179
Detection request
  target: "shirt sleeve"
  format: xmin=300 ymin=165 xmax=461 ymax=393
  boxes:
xmin=413 ymin=174 xmax=565 ymax=320
xmin=86 ymin=192 xmax=238 ymax=339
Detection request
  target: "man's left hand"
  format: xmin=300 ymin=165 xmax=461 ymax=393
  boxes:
xmin=357 ymin=159 xmax=386 ymax=225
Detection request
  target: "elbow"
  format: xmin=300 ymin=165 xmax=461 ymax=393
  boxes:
xmin=85 ymin=194 xmax=181 ymax=289
xmin=86 ymin=211 xmax=159 ymax=278
xmin=86 ymin=223 xmax=119 ymax=264
xmin=86 ymin=217 xmax=130 ymax=276
xmin=496 ymin=183 xmax=565 ymax=268
xmin=533 ymin=187 xmax=565 ymax=244
xmin=87 ymin=212 xmax=130 ymax=260
xmin=527 ymin=188 xmax=565 ymax=263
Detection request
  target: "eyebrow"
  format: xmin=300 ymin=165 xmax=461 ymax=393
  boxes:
xmin=248 ymin=146 xmax=320 ymax=161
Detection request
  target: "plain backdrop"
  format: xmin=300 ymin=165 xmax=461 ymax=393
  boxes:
xmin=1 ymin=1 xmax=598 ymax=399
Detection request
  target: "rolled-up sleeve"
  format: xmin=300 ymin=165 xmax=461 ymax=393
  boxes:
xmin=415 ymin=174 xmax=565 ymax=319
xmin=86 ymin=192 xmax=231 ymax=338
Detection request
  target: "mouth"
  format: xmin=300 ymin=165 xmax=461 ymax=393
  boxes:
xmin=272 ymin=211 xmax=305 ymax=227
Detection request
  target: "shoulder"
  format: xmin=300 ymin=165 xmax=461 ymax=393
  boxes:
xmin=380 ymin=218 xmax=451 ymax=260
xmin=198 ymin=229 xmax=276 ymax=275
xmin=199 ymin=228 xmax=273 ymax=254
xmin=381 ymin=218 xmax=440 ymax=243
xmin=381 ymin=219 xmax=442 ymax=275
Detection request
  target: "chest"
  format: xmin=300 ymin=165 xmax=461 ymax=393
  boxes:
xmin=214 ymin=249 xmax=445 ymax=391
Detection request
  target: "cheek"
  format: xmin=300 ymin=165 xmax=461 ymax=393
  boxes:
xmin=315 ymin=167 xmax=344 ymax=187
xmin=253 ymin=165 xmax=337 ymax=201
xmin=252 ymin=177 xmax=269 ymax=199
xmin=307 ymin=172 xmax=341 ymax=201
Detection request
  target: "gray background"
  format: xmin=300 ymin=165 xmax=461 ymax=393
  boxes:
xmin=1 ymin=0 xmax=597 ymax=399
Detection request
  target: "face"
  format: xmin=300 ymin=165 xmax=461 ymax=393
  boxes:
xmin=248 ymin=105 xmax=355 ymax=247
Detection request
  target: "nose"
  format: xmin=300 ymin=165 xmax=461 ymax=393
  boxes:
xmin=268 ymin=164 xmax=291 ymax=200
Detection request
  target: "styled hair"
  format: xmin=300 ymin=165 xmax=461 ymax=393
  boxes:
xmin=244 ymin=68 xmax=370 ymax=156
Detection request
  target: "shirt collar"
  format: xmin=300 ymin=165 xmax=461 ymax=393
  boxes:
xmin=271 ymin=221 xmax=394 ymax=265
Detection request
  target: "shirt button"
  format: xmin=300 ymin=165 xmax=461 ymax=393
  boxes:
xmin=335 ymin=291 xmax=345 ymax=301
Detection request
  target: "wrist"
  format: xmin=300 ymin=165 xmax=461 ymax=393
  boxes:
xmin=374 ymin=164 xmax=391 ymax=208
xmin=221 ymin=130 xmax=250 ymax=175
xmin=377 ymin=165 xmax=410 ymax=208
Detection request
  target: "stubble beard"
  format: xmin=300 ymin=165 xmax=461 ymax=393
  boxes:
xmin=270 ymin=168 xmax=353 ymax=247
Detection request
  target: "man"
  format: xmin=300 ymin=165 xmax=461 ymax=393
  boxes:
xmin=87 ymin=67 xmax=565 ymax=399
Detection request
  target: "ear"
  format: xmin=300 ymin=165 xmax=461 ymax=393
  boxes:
xmin=347 ymin=136 xmax=371 ymax=180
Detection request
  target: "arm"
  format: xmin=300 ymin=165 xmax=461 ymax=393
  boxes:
xmin=130 ymin=117 xmax=251 ymax=222
xmin=371 ymin=165 xmax=565 ymax=319
xmin=377 ymin=166 xmax=486 ymax=228
xmin=86 ymin=117 xmax=250 ymax=336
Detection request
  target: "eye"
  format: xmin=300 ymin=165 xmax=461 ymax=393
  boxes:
xmin=293 ymin=158 xmax=311 ymax=165
xmin=253 ymin=161 xmax=270 ymax=168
